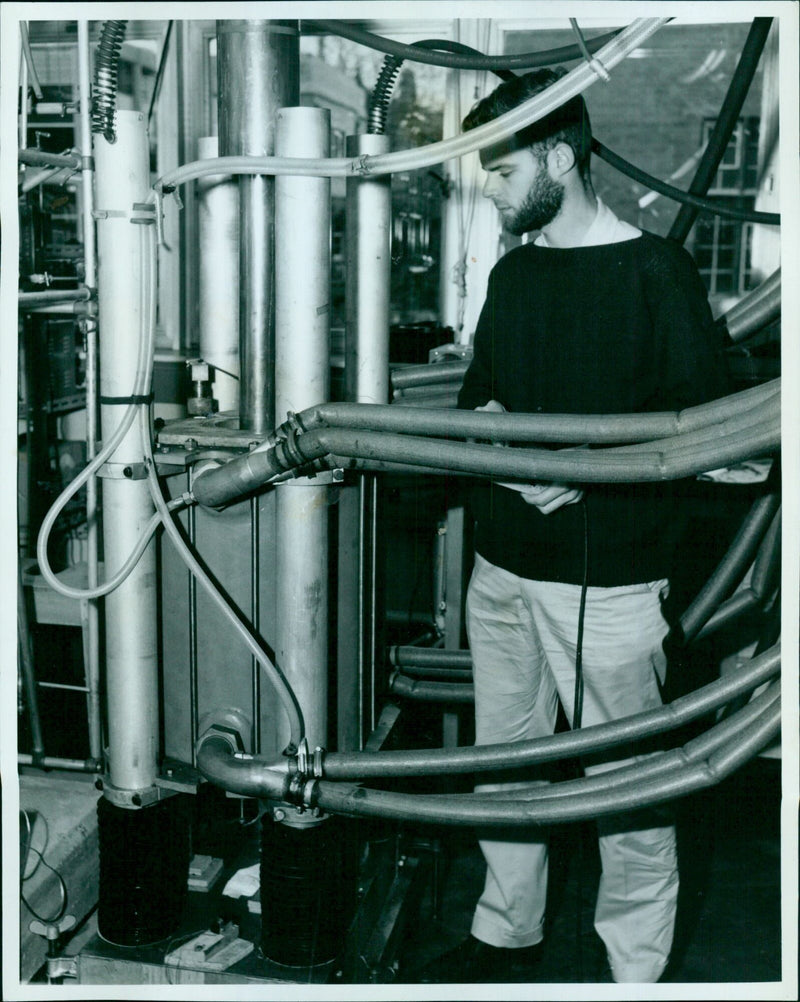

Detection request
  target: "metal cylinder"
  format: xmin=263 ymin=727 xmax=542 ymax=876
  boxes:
xmin=78 ymin=18 xmax=102 ymax=766
xmin=95 ymin=110 xmax=158 ymax=794
xmin=197 ymin=135 xmax=240 ymax=413
xmin=274 ymin=106 xmax=331 ymax=751
xmin=344 ymin=133 xmax=392 ymax=405
xmin=216 ymin=19 xmax=299 ymax=435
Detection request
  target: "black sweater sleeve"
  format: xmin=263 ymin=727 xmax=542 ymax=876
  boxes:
xmin=458 ymin=271 xmax=497 ymax=411
xmin=645 ymin=239 xmax=732 ymax=410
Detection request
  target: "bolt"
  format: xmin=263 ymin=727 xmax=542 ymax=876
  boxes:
xmin=123 ymin=466 xmax=133 ymax=478
xmin=274 ymin=808 xmax=286 ymax=822
xmin=165 ymin=767 xmax=174 ymax=778
xmin=131 ymin=794 xmax=142 ymax=806
xmin=94 ymin=778 xmax=103 ymax=791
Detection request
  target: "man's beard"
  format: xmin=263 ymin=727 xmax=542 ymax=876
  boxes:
xmin=503 ymin=169 xmax=564 ymax=236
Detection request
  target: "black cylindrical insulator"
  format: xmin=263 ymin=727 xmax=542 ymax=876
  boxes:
xmin=260 ymin=815 xmax=358 ymax=967
xmin=97 ymin=794 xmax=191 ymax=946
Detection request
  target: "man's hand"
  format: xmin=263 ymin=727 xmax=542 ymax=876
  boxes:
xmin=517 ymin=482 xmax=584 ymax=514
xmin=477 ymin=402 xmax=584 ymax=513
xmin=474 ymin=399 xmax=506 ymax=446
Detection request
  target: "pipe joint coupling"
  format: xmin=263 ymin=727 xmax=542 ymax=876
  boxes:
xmin=295 ymin=737 xmax=325 ymax=780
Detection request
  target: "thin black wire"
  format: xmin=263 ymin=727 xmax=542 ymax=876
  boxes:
xmin=147 ymin=20 xmax=174 ymax=127
xmin=572 ymin=498 xmax=589 ymax=731
xmin=21 ymin=846 xmax=68 ymax=924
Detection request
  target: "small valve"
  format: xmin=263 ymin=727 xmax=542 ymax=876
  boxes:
xmin=186 ymin=358 xmax=217 ymax=417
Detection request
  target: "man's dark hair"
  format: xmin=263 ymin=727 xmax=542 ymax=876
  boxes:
xmin=462 ymin=68 xmax=592 ymax=179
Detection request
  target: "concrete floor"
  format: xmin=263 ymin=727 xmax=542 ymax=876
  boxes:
xmin=399 ymin=755 xmax=784 ymax=987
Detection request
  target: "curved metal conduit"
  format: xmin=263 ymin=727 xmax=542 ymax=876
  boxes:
xmin=190 ymin=384 xmax=780 ymax=509
xmin=197 ymin=643 xmax=778 ymax=787
xmin=680 ymin=492 xmax=781 ymax=642
xmin=197 ymin=681 xmax=779 ymax=824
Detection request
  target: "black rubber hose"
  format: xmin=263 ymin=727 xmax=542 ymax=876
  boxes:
xmin=92 ymin=20 xmax=128 ymax=143
xmin=592 ymin=140 xmax=780 ymax=226
xmin=669 ymin=17 xmax=774 ymax=243
xmin=306 ymin=20 xmax=624 ymax=71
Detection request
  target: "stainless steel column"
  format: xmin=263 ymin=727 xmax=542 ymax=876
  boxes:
xmin=216 ymin=19 xmax=299 ymax=435
xmin=77 ymin=19 xmax=102 ymax=763
xmin=344 ymin=133 xmax=392 ymax=404
xmin=95 ymin=111 xmax=158 ymax=797
xmin=197 ymin=135 xmax=239 ymax=414
xmin=274 ymin=107 xmax=331 ymax=750
xmin=340 ymin=134 xmax=392 ymax=748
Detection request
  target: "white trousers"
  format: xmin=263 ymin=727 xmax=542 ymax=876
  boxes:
xmin=466 ymin=554 xmax=679 ymax=984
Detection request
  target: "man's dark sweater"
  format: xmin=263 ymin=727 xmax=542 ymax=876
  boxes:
xmin=457 ymin=232 xmax=731 ymax=587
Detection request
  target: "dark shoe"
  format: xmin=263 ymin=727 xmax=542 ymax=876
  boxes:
xmin=413 ymin=935 xmax=542 ymax=984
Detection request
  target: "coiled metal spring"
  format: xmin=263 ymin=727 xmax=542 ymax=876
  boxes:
xmin=367 ymin=54 xmax=403 ymax=135
xmin=91 ymin=20 xmax=127 ymax=143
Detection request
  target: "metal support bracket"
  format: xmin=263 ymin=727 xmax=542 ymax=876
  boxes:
xmin=97 ymin=462 xmax=148 ymax=480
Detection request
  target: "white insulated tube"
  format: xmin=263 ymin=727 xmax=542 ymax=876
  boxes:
xmin=345 ymin=133 xmax=392 ymax=405
xmin=197 ymin=135 xmax=240 ymax=413
xmin=95 ymin=111 xmax=159 ymax=794
xmin=274 ymin=107 xmax=331 ymax=751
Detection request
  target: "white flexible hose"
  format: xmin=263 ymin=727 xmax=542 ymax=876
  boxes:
xmin=35 ymin=225 xmax=158 ymax=600
xmin=155 ymin=18 xmax=668 ymax=190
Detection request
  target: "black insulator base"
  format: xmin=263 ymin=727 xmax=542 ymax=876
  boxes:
xmin=260 ymin=814 xmax=358 ymax=968
xmin=97 ymin=794 xmax=191 ymax=947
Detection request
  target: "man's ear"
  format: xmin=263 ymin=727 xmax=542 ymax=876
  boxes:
xmin=547 ymin=142 xmax=576 ymax=179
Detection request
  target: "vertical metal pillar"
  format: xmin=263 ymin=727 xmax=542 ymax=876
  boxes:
xmin=77 ymin=19 xmax=102 ymax=764
xmin=95 ymin=111 xmax=158 ymax=797
xmin=197 ymin=135 xmax=240 ymax=413
xmin=339 ymin=134 xmax=392 ymax=748
xmin=274 ymin=107 xmax=331 ymax=750
xmin=216 ymin=19 xmax=299 ymax=435
xmin=344 ymin=134 xmax=392 ymax=405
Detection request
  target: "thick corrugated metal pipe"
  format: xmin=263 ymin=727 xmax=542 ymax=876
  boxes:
xmin=697 ymin=506 xmax=781 ymax=640
xmin=314 ymin=644 xmax=779 ymax=780
xmin=192 ymin=385 xmax=780 ymax=509
xmin=680 ymin=492 xmax=781 ymax=642
xmin=300 ymin=695 xmax=780 ymax=826
xmin=194 ymin=685 xmax=778 ymax=825
xmin=390 ymin=672 xmax=474 ymax=703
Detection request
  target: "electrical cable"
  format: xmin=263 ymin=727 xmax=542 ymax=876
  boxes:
xmin=669 ymin=17 xmax=774 ymax=244
xmin=20 ymin=811 xmax=68 ymax=924
xmin=147 ymin=20 xmax=173 ymax=127
xmin=592 ymin=140 xmax=780 ymax=226
xmin=571 ymin=498 xmax=589 ymax=730
xmin=305 ymin=20 xmax=625 ymax=71
xmin=21 ymin=847 xmax=69 ymax=924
